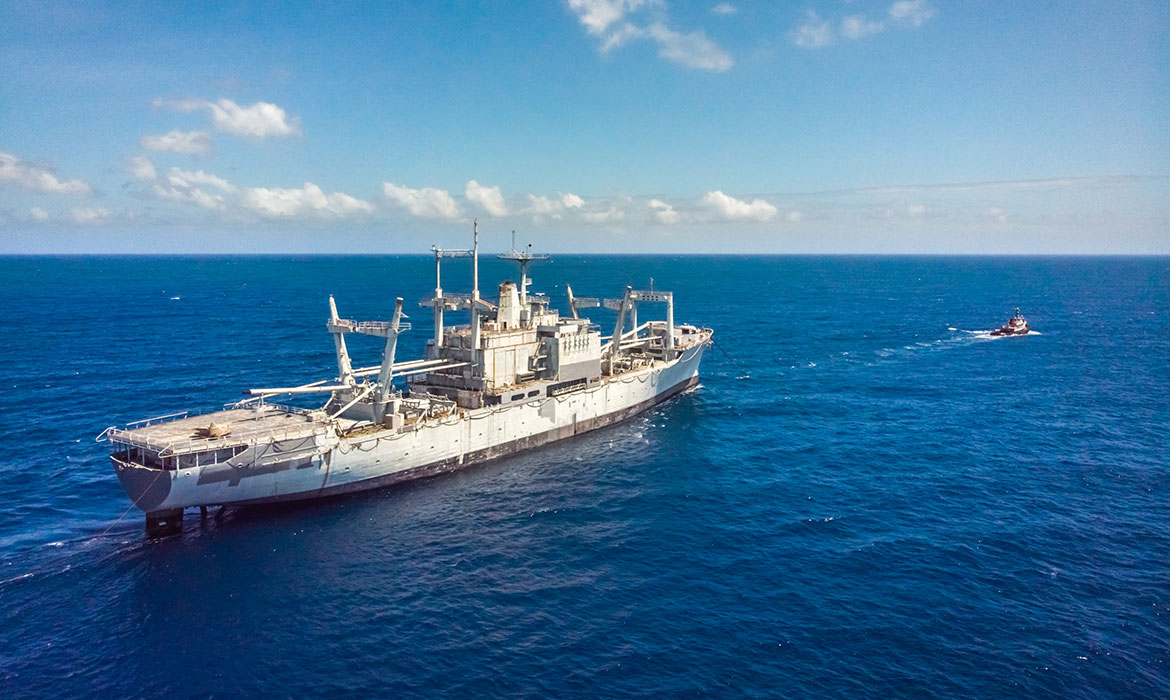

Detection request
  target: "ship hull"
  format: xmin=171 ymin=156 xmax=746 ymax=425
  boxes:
xmin=115 ymin=340 xmax=706 ymax=514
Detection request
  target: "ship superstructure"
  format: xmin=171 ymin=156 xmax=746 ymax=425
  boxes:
xmin=100 ymin=224 xmax=712 ymax=536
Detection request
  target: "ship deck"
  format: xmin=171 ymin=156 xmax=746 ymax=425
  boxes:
xmin=108 ymin=405 xmax=341 ymax=456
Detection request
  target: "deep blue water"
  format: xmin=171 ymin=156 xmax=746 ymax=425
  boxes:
xmin=1 ymin=255 xmax=1167 ymax=699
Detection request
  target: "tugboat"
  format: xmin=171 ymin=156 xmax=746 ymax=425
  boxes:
xmin=990 ymin=308 xmax=1029 ymax=336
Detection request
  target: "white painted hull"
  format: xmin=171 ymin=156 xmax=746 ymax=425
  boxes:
xmin=116 ymin=339 xmax=706 ymax=513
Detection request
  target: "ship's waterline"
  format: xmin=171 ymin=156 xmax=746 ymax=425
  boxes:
xmin=101 ymin=225 xmax=712 ymax=536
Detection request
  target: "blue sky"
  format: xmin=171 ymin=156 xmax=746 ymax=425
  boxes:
xmin=1 ymin=0 xmax=1167 ymax=253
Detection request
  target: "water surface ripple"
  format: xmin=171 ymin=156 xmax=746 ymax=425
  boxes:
xmin=0 ymin=256 xmax=1167 ymax=698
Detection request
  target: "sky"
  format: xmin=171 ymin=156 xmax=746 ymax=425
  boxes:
xmin=0 ymin=0 xmax=1167 ymax=254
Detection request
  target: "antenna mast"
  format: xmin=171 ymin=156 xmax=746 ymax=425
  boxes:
xmin=498 ymin=231 xmax=548 ymax=308
xmin=472 ymin=219 xmax=479 ymax=302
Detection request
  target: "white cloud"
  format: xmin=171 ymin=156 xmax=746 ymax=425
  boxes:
xmin=67 ymin=206 xmax=112 ymax=224
xmin=0 ymin=152 xmax=92 ymax=195
xmin=147 ymin=166 xmax=238 ymax=210
xmin=141 ymin=130 xmax=213 ymax=155
xmin=524 ymin=194 xmax=575 ymax=220
xmin=645 ymin=23 xmax=733 ymax=71
xmin=167 ymin=167 xmax=237 ymax=193
xmin=584 ymin=206 xmax=626 ymax=224
xmin=712 ymin=3 xmax=736 ymax=16
xmin=154 ymin=98 xmax=301 ymax=139
xmin=842 ymin=15 xmax=885 ymax=40
xmin=888 ymin=0 xmax=936 ymax=27
xmin=29 ymin=206 xmax=49 ymax=222
xmin=209 ymin=99 xmax=300 ymax=138
xmin=568 ymin=0 xmax=733 ymax=71
xmin=153 ymin=183 xmax=227 ymax=210
xmin=521 ymin=192 xmax=586 ymax=221
xmin=795 ymin=2 xmax=933 ymax=49
xmin=787 ymin=210 xmax=804 ymax=222
xmin=988 ymin=206 xmax=1007 ymax=222
xmin=465 ymin=180 xmax=509 ymax=216
xmin=907 ymin=203 xmax=926 ymax=217
xmin=525 ymin=194 xmax=562 ymax=218
xmin=568 ymin=0 xmax=650 ymax=35
xmin=382 ymin=182 xmax=462 ymax=219
xmin=600 ymin=22 xmax=644 ymax=52
xmin=792 ymin=11 xmax=834 ymax=49
xmin=648 ymin=198 xmax=681 ymax=225
xmin=700 ymin=190 xmax=778 ymax=221
xmin=125 ymin=156 xmax=156 ymax=181
xmin=243 ymin=182 xmax=374 ymax=219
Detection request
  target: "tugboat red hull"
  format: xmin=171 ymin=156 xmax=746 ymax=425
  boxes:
xmin=990 ymin=308 xmax=1030 ymax=336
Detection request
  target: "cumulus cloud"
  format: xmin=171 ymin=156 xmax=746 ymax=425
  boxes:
xmin=525 ymin=194 xmax=563 ymax=218
xmin=67 ymin=206 xmax=112 ymax=224
xmin=166 ymin=167 xmax=236 ymax=193
xmin=842 ymin=15 xmax=885 ymax=40
xmin=888 ymin=0 xmax=935 ymax=27
xmin=645 ymin=23 xmax=733 ymax=71
xmin=242 ymin=183 xmax=374 ymax=219
xmin=520 ymin=192 xmax=588 ymax=222
xmin=712 ymin=3 xmax=736 ymax=16
xmin=146 ymin=166 xmax=239 ymax=210
xmin=29 ymin=206 xmax=49 ymax=222
xmin=125 ymin=156 xmax=156 ymax=181
xmin=209 ymin=99 xmax=300 ymax=138
xmin=141 ymin=129 xmax=213 ymax=155
xmin=700 ymin=190 xmax=778 ymax=221
xmin=154 ymin=98 xmax=301 ymax=139
xmin=465 ymin=180 xmax=509 ymax=216
xmin=134 ymin=163 xmax=369 ymax=219
xmin=787 ymin=210 xmax=804 ymax=222
xmin=567 ymin=0 xmax=733 ymax=71
xmin=584 ymin=206 xmax=626 ymax=224
xmin=153 ymin=182 xmax=228 ymax=210
xmin=794 ymin=2 xmax=935 ymax=48
xmin=648 ymin=198 xmax=681 ymax=225
xmin=792 ymin=11 xmax=833 ymax=48
xmin=0 ymin=152 xmax=92 ymax=195
xmin=568 ymin=0 xmax=649 ymax=35
xmin=382 ymin=182 xmax=462 ymax=219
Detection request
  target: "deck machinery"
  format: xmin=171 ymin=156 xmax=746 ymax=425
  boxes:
xmin=101 ymin=224 xmax=712 ymax=536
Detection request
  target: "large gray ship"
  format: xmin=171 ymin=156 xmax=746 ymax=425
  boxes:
xmin=100 ymin=224 xmax=712 ymax=536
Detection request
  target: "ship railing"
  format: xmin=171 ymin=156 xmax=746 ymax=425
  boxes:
xmin=122 ymin=406 xmax=221 ymax=430
xmin=251 ymin=402 xmax=318 ymax=417
xmin=119 ymin=401 xmax=314 ymax=432
xmin=105 ymin=403 xmax=324 ymax=455
xmin=333 ymin=318 xmax=413 ymax=333
xmin=355 ymin=320 xmax=412 ymax=332
xmin=106 ymin=421 xmax=331 ymax=460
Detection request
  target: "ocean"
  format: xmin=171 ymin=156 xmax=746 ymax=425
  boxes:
xmin=0 ymin=255 xmax=1167 ymax=699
